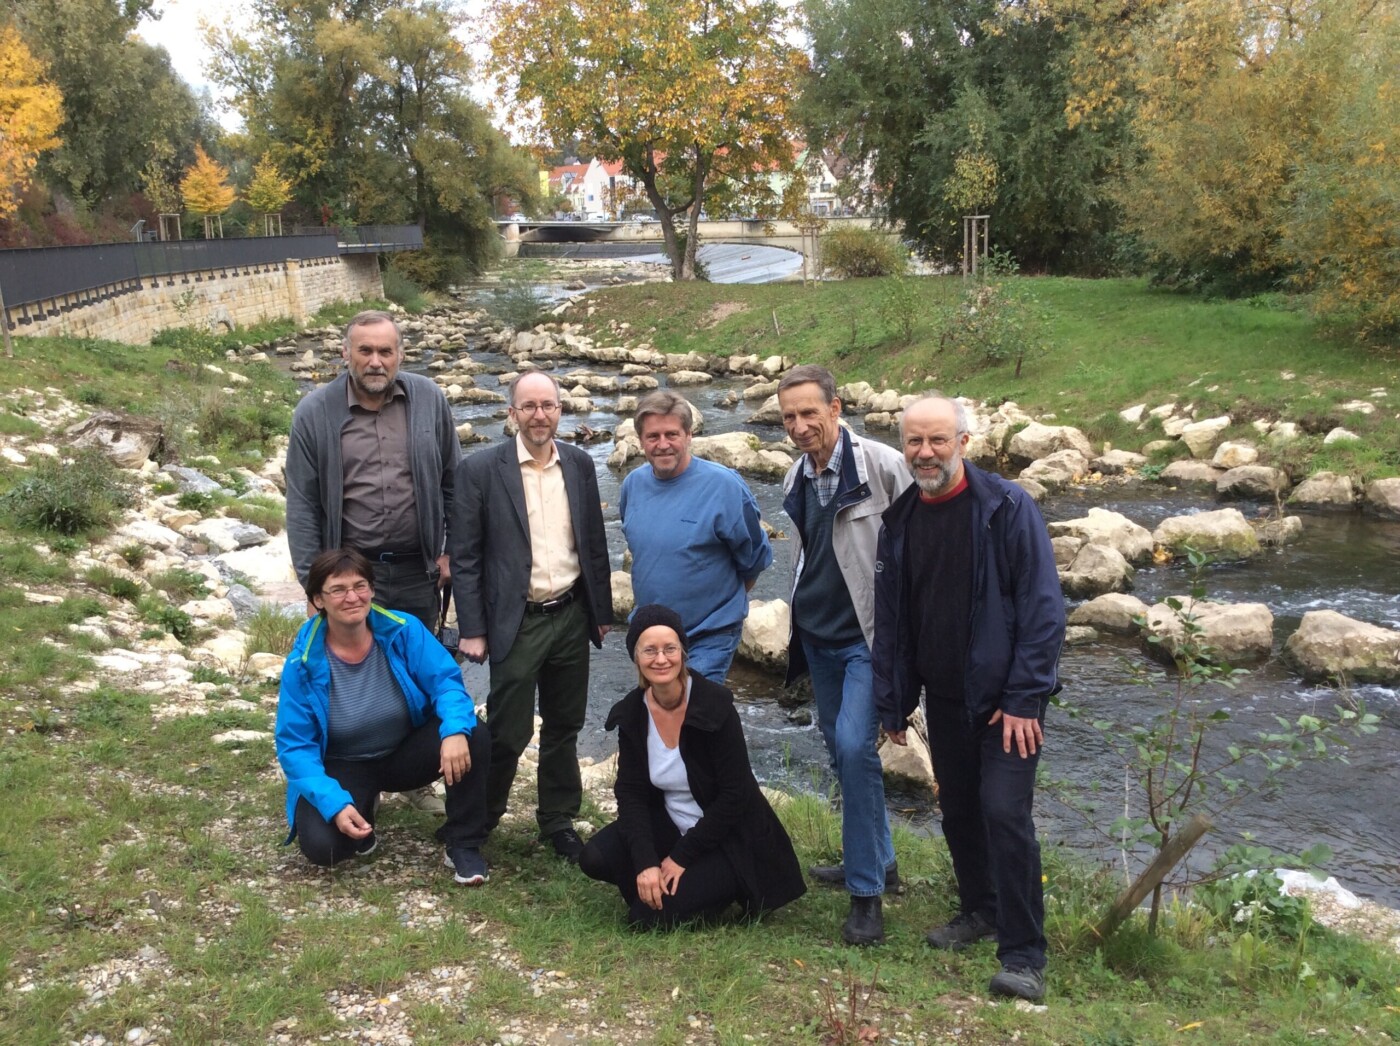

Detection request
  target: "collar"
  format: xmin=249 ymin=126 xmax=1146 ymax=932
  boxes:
xmin=345 ymin=374 xmax=404 ymax=411
xmin=515 ymin=432 xmax=559 ymax=469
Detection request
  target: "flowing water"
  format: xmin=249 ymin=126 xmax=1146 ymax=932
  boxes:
xmin=395 ymin=337 xmax=1400 ymax=904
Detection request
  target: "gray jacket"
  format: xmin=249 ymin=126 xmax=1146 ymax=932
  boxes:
xmin=284 ymin=371 xmax=460 ymax=587
xmin=781 ymin=427 xmax=911 ymax=684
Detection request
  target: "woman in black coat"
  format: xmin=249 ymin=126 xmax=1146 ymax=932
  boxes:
xmin=579 ymin=604 xmax=806 ymax=926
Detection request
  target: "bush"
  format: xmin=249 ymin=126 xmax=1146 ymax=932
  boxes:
xmin=381 ymin=267 xmax=427 ymax=312
xmin=937 ymin=266 xmax=1051 ymax=378
xmin=878 ymin=275 xmax=923 ymax=345
xmin=1 ymin=450 xmax=136 ymax=535
xmin=149 ymin=567 xmax=210 ymax=601
xmin=244 ymin=604 xmax=303 ymax=658
xmin=486 ymin=277 xmax=548 ymax=332
xmin=820 ymin=226 xmax=907 ymax=278
xmin=225 ymin=496 xmax=285 ymax=535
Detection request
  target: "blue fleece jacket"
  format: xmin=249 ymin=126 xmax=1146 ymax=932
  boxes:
xmin=275 ymin=606 xmax=477 ymax=839
xmin=619 ymin=455 xmax=772 ymax=636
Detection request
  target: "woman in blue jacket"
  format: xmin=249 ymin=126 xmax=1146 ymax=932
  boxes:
xmin=276 ymin=548 xmax=492 ymax=884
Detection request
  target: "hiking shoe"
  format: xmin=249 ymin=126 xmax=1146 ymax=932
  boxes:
xmin=841 ymin=895 xmax=885 ymax=946
xmin=925 ymin=910 xmax=996 ymax=950
xmin=809 ymin=861 xmax=899 ymax=891
xmin=989 ymin=964 xmax=1045 ymax=1002
xmin=354 ymin=833 xmax=378 ymax=857
xmin=546 ymin=827 xmax=584 ymax=863
xmin=402 ymin=785 xmax=446 ymax=816
xmin=443 ymin=846 xmax=488 ymax=886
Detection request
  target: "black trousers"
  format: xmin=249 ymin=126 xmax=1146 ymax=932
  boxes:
xmin=369 ymin=559 xmax=441 ymax=633
xmin=294 ymin=715 xmax=491 ymax=867
xmin=579 ymin=806 xmax=742 ymax=927
xmin=924 ymin=697 xmax=1046 ymax=969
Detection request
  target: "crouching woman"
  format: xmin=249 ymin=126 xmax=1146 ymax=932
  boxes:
xmin=275 ymin=548 xmax=492 ymax=885
xmin=580 ymin=604 xmax=805 ymax=926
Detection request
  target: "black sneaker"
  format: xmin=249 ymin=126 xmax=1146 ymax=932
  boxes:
xmin=924 ymin=910 xmax=996 ymax=950
xmin=989 ymin=964 xmax=1045 ymax=1002
xmin=546 ymin=827 xmax=584 ymax=863
xmin=354 ymin=833 xmax=378 ymax=857
xmin=808 ymin=861 xmax=899 ymax=891
xmin=443 ymin=846 xmax=488 ymax=886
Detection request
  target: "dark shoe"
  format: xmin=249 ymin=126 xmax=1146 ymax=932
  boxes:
xmin=546 ymin=827 xmax=584 ymax=863
xmin=809 ymin=861 xmax=899 ymax=891
xmin=841 ymin=895 xmax=884 ymax=946
xmin=443 ymin=846 xmax=489 ymax=886
xmin=989 ymin=964 xmax=1045 ymax=1002
xmin=353 ymin=833 xmax=378 ymax=857
xmin=925 ymin=910 xmax=996 ymax=950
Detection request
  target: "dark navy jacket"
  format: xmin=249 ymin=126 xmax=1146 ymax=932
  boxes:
xmin=872 ymin=460 xmax=1065 ymax=731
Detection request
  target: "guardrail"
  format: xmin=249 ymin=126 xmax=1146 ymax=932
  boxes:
xmin=0 ymin=225 xmax=423 ymax=310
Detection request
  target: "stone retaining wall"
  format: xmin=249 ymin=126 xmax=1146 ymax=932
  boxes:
xmin=6 ymin=254 xmax=383 ymax=345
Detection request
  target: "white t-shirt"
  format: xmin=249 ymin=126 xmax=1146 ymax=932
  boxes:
xmin=646 ymin=689 xmax=703 ymax=834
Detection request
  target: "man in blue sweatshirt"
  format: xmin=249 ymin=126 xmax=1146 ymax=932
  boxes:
xmin=619 ymin=390 xmax=773 ymax=682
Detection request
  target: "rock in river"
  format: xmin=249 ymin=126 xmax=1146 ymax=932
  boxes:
xmin=1283 ymin=610 xmax=1400 ymax=685
xmin=1152 ymin=508 xmax=1261 ymax=560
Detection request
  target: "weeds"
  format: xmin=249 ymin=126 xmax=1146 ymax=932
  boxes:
xmin=0 ymin=449 xmax=136 ymax=535
xmin=817 ymin=966 xmax=880 ymax=1045
xmin=149 ymin=568 xmax=210 ymax=601
xmin=82 ymin=565 xmax=142 ymax=602
xmin=486 ymin=277 xmax=548 ymax=332
xmin=243 ymin=604 xmax=302 ymax=658
xmin=224 ymin=495 xmax=285 ymax=534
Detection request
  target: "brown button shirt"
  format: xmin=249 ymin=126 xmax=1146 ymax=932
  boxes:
xmin=340 ymin=379 xmax=421 ymax=554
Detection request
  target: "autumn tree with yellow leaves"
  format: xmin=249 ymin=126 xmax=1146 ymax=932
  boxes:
xmin=245 ymin=152 xmax=293 ymax=234
xmin=180 ymin=144 xmax=237 ymax=238
xmin=492 ymin=0 xmax=808 ymax=280
xmin=0 ymin=24 xmax=64 ymax=222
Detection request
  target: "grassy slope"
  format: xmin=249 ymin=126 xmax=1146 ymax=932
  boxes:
xmin=0 ymin=312 xmax=1397 ymax=1043
xmin=577 ymin=276 xmax=1400 ymax=479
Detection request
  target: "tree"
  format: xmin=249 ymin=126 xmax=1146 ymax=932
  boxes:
xmin=207 ymin=0 xmax=538 ymax=279
xmin=9 ymin=0 xmax=209 ymax=205
xmin=181 ymin=144 xmax=237 ymax=235
xmin=492 ymin=0 xmax=809 ymax=279
xmin=245 ymin=153 xmax=293 ymax=214
xmin=802 ymin=0 xmax=1132 ymax=273
xmin=0 ymin=24 xmax=64 ymax=221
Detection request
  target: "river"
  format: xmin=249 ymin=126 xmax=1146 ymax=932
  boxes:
xmin=401 ymin=326 xmax=1400 ymax=905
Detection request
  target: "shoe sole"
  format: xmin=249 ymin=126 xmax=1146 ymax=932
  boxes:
xmin=990 ymin=983 xmax=1044 ymax=1002
xmin=925 ymin=932 xmax=996 ymax=951
xmin=443 ymin=853 xmax=488 ymax=886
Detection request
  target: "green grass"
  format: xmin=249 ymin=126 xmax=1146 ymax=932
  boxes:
xmin=575 ymin=276 xmax=1400 ymax=479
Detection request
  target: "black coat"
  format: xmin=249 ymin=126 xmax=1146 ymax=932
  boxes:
xmin=605 ymin=674 xmax=806 ymax=915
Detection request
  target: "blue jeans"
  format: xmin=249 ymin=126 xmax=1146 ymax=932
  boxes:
xmin=686 ymin=624 xmax=744 ymax=684
xmin=802 ymin=635 xmax=895 ymax=897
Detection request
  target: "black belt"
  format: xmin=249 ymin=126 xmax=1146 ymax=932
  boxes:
xmin=525 ymin=590 xmax=575 ymax=615
xmin=359 ymin=549 xmax=420 ymax=564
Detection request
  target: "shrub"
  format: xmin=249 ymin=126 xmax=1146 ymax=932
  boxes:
xmin=878 ymin=274 xmax=923 ymax=345
xmin=84 ymin=565 xmax=142 ymax=602
xmin=225 ymin=496 xmax=285 ymax=535
xmin=244 ymin=604 xmax=303 ymax=658
xmin=149 ymin=567 xmax=210 ymax=601
xmin=486 ymin=277 xmax=548 ymax=332
xmin=820 ymin=226 xmax=907 ymax=278
xmin=382 ymin=267 xmax=427 ymax=312
xmin=0 ymin=450 xmax=136 ymax=535
xmin=139 ymin=598 xmax=197 ymax=643
xmin=937 ymin=273 xmax=1051 ymax=378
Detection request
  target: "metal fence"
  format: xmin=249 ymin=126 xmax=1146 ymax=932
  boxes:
xmin=0 ymin=225 xmax=423 ymax=310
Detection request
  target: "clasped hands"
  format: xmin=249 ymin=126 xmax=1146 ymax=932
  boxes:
xmin=636 ymin=857 xmax=686 ymax=910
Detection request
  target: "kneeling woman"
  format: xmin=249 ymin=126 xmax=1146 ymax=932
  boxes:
xmin=276 ymin=548 xmax=492 ymax=884
xmin=580 ymin=604 xmax=805 ymax=926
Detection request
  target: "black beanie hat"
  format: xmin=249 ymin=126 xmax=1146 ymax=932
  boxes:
xmin=625 ymin=604 xmax=688 ymax=661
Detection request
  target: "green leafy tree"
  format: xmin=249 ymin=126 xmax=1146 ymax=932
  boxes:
xmin=10 ymin=0 xmax=210 ymax=205
xmin=492 ymin=0 xmax=809 ymax=280
xmin=802 ymin=0 xmax=1132 ymax=272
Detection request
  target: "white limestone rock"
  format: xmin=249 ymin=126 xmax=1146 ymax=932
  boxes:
xmin=738 ymin=598 xmax=788 ymax=673
xmin=1288 ymin=471 xmax=1356 ymax=511
xmin=1007 ymin=422 xmax=1093 ymax=467
xmin=1211 ymin=441 xmax=1259 ymax=469
xmin=1216 ymin=465 xmax=1291 ymax=500
xmin=1144 ymin=599 xmax=1274 ymax=665
xmin=1068 ymin=593 xmax=1149 ymax=635
xmin=1152 ymin=508 xmax=1261 ymax=560
xmin=1059 ymin=543 xmax=1135 ymax=599
xmin=1180 ymin=415 xmax=1232 ymax=458
xmin=1047 ymin=508 xmax=1154 ymax=565
xmin=1283 ymin=610 xmax=1400 ymax=685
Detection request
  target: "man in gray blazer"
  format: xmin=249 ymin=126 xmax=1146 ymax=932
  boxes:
xmin=451 ymin=371 xmax=613 ymax=862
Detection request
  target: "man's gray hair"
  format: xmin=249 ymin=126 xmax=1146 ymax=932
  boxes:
xmin=777 ymin=364 xmax=837 ymax=404
xmin=507 ymin=370 xmax=563 ymax=406
xmin=343 ymin=310 xmax=402 ymax=350
xmin=634 ymin=389 xmax=695 ymax=434
xmin=899 ymin=392 xmax=969 ymax=440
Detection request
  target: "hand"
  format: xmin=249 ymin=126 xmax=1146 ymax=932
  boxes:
xmin=887 ymin=729 xmax=908 ymax=747
xmin=435 ymin=554 xmax=451 ymax=589
xmin=333 ymin=804 xmax=373 ymax=839
xmin=743 ymin=577 xmax=757 ymax=593
xmin=440 ymin=733 xmax=471 ymax=785
xmin=636 ymin=865 xmax=666 ymax=910
xmin=458 ymin=636 xmax=488 ymax=664
xmin=659 ymin=856 xmax=686 ymax=896
xmin=988 ymin=709 xmax=1043 ymax=758
xmin=596 ymin=624 xmax=612 ymax=642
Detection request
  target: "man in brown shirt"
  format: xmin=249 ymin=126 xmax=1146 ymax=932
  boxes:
xmin=285 ymin=310 xmax=462 ymax=814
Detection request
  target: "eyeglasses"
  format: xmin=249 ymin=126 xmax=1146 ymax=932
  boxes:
xmin=908 ymin=434 xmax=964 ymax=451
xmin=639 ymin=643 xmax=682 ymax=661
xmin=323 ymin=581 xmax=372 ymax=600
xmin=513 ymin=401 xmax=561 ymax=415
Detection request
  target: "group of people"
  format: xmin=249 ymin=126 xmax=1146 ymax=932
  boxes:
xmin=275 ymin=311 xmax=1065 ymax=1002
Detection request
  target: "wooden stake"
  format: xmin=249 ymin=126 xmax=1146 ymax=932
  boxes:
xmin=1094 ymin=813 xmax=1212 ymax=941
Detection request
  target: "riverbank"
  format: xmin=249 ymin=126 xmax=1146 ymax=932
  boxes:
xmin=1 ymin=311 xmax=1399 ymax=1043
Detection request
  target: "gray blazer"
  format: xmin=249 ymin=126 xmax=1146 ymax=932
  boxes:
xmin=450 ymin=438 xmax=613 ymax=662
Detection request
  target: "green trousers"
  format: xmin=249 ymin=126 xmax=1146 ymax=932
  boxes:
xmin=484 ymin=599 xmax=591 ymax=837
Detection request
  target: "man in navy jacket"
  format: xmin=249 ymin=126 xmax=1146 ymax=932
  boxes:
xmin=874 ymin=394 xmax=1064 ymax=1002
